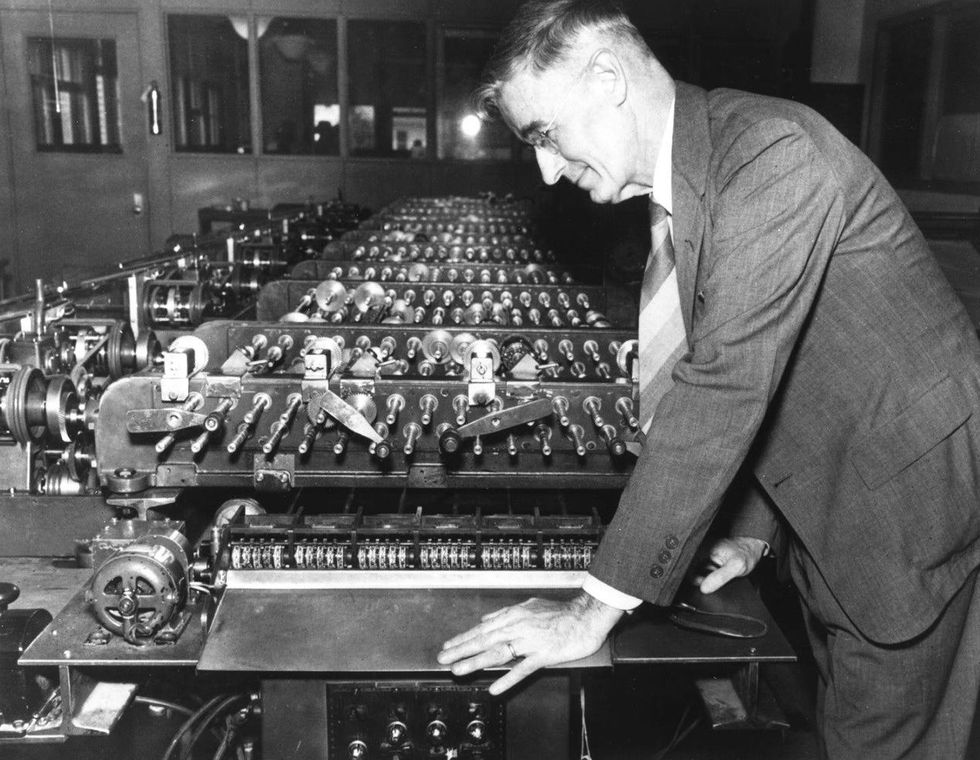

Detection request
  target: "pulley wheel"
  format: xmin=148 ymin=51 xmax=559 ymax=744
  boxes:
xmin=135 ymin=329 xmax=162 ymax=371
xmin=106 ymin=322 xmax=136 ymax=380
xmin=105 ymin=466 xmax=150 ymax=494
xmin=187 ymin=283 xmax=210 ymax=326
xmin=4 ymin=366 xmax=46 ymax=445
xmin=44 ymin=374 xmax=78 ymax=443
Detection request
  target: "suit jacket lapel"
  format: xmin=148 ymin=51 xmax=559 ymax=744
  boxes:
xmin=671 ymin=82 xmax=711 ymax=339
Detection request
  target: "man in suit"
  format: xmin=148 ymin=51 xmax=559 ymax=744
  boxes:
xmin=437 ymin=1 xmax=980 ymax=757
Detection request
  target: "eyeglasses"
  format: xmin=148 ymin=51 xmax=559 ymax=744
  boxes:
xmin=525 ymin=62 xmax=591 ymax=155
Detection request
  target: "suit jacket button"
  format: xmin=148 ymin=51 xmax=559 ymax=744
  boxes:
xmin=665 ymin=535 xmax=680 ymax=549
xmin=658 ymin=550 xmax=672 ymax=563
xmin=649 ymin=564 xmax=664 ymax=578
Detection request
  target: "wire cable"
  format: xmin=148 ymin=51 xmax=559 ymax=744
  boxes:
xmin=134 ymin=696 xmax=195 ymax=719
xmin=579 ymin=684 xmax=593 ymax=760
xmin=181 ymin=694 xmax=248 ymax=760
xmin=160 ymin=694 xmax=228 ymax=760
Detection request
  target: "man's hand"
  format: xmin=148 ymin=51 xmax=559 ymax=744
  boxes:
xmin=437 ymin=592 xmax=624 ymax=695
xmin=695 ymin=536 xmax=767 ymax=594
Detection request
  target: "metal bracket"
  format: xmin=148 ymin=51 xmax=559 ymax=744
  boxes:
xmin=254 ymin=453 xmax=295 ymax=491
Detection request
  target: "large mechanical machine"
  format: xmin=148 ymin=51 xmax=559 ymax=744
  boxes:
xmin=4 ymin=195 xmax=793 ymax=759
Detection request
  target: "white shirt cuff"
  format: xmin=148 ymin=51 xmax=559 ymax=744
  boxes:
xmin=582 ymin=573 xmax=643 ymax=611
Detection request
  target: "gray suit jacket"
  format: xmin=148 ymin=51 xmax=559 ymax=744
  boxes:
xmin=589 ymin=83 xmax=980 ymax=644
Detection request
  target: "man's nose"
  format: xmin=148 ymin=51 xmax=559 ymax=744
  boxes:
xmin=535 ymin=148 xmax=565 ymax=185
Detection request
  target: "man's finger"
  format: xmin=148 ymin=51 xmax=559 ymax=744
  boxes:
xmin=699 ymin=560 xmax=743 ymax=594
xmin=441 ymin=610 xmax=518 ymax=651
xmin=487 ymin=657 xmax=542 ymax=696
xmin=439 ymin=623 xmax=525 ymax=665
xmin=480 ymin=603 xmax=524 ymax=623
xmin=447 ymin=642 xmax=514 ymax=677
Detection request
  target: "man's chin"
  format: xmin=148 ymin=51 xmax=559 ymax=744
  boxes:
xmin=587 ymin=186 xmax=614 ymax=204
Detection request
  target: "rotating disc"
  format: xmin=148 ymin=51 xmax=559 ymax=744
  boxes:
xmin=449 ymin=332 xmax=478 ymax=365
xmin=4 ymin=366 xmax=46 ymax=445
xmin=106 ymin=322 xmax=137 ymax=380
xmin=407 ymin=263 xmax=430 ymax=282
xmin=134 ymin=329 xmax=162 ymax=371
xmin=45 ymin=374 xmax=78 ymax=443
xmin=353 ymin=282 xmax=386 ymax=313
xmin=315 ymin=280 xmax=348 ymax=314
xmin=616 ymin=339 xmax=639 ymax=377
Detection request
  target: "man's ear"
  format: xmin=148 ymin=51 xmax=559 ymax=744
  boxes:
xmin=590 ymin=48 xmax=627 ymax=107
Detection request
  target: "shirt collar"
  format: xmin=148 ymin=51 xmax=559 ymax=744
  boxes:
xmin=651 ymin=96 xmax=674 ymax=214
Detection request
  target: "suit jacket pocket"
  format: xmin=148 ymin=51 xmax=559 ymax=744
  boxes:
xmin=850 ymin=373 xmax=973 ymax=490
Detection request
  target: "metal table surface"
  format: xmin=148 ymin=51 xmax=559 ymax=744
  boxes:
xmin=198 ymin=586 xmax=611 ymax=672
xmin=612 ymin=577 xmax=796 ymax=664
xmin=20 ymin=589 xmax=206 ymax=667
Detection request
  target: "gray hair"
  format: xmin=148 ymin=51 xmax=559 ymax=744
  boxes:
xmin=474 ymin=0 xmax=647 ymax=120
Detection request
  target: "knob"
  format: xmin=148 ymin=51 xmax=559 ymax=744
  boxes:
xmin=601 ymin=424 xmax=627 ymax=457
xmin=262 ymin=394 xmax=303 ymax=455
xmin=466 ymin=719 xmax=487 ymax=745
xmin=403 ymin=423 xmax=422 ymax=456
xmin=616 ymin=397 xmax=640 ymax=429
xmin=0 ymin=582 xmax=20 ymax=612
xmin=535 ymin=423 xmax=553 ymax=456
xmin=191 ymin=397 xmax=235 ymax=454
xmin=298 ymin=407 xmax=328 ymax=455
xmin=333 ymin=430 xmax=350 ymax=456
xmin=452 ymin=394 xmax=469 ymax=425
xmin=568 ymin=424 xmax=587 ymax=456
xmin=551 ymin=396 xmax=570 ymax=427
xmin=419 ymin=394 xmax=438 ymax=426
xmin=557 ymin=339 xmax=575 ymax=363
xmin=583 ymin=340 xmax=601 ymax=363
xmin=243 ymin=393 xmax=272 ymax=426
xmin=386 ymin=721 xmax=408 ymax=746
xmin=583 ymin=396 xmax=604 ymax=427
xmin=385 ymin=394 xmax=405 ymax=426
xmin=426 ymin=720 xmax=448 ymax=746
xmin=439 ymin=428 xmax=463 ymax=456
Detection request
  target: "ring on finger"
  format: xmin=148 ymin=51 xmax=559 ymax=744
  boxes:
xmin=506 ymin=641 xmax=519 ymax=660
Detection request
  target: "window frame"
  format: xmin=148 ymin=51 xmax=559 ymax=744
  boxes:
xmin=27 ymin=35 xmax=123 ymax=154
xmin=868 ymin=1 xmax=980 ymax=194
xmin=163 ymin=10 xmax=523 ymax=165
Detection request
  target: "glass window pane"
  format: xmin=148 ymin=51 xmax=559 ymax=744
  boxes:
xmin=878 ymin=17 xmax=931 ymax=181
xmin=27 ymin=37 xmax=121 ymax=152
xmin=259 ymin=17 xmax=338 ymax=155
xmin=439 ymin=29 xmax=513 ymax=161
xmin=168 ymin=14 xmax=251 ymax=153
xmin=933 ymin=10 xmax=980 ymax=182
xmin=348 ymin=20 xmax=427 ymax=158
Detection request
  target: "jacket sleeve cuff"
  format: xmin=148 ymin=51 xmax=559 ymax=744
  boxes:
xmin=582 ymin=573 xmax=644 ymax=611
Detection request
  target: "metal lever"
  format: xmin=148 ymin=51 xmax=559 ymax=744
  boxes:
xmin=311 ymin=388 xmax=383 ymax=444
xmin=448 ymin=397 xmax=554 ymax=441
xmin=129 ymin=408 xmax=207 ymax=434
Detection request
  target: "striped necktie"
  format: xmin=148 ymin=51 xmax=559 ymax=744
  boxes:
xmin=638 ymin=200 xmax=687 ymax=434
